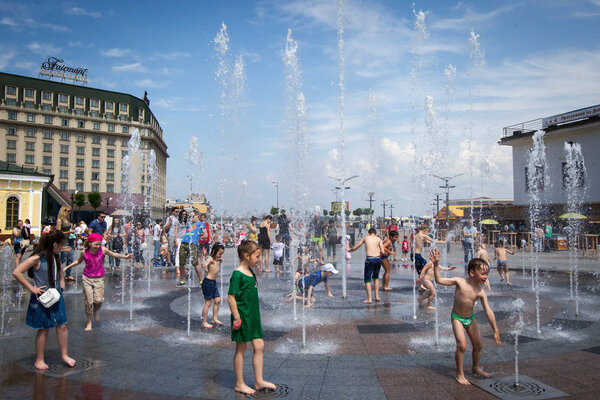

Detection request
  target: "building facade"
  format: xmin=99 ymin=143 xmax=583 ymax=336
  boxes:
xmin=0 ymin=72 xmax=168 ymax=218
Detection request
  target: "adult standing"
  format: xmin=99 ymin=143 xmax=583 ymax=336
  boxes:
xmin=247 ymin=216 xmax=258 ymax=243
xmin=324 ymin=219 xmax=339 ymax=263
xmin=257 ymin=215 xmax=273 ymax=273
xmin=107 ymin=217 xmax=124 ymax=269
xmin=277 ymin=213 xmax=291 ymax=261
xmin=544 ymin=221 xmax=552 ymax=252
xmin=309 ymin=212 xmax=325 ymax=263
xmin=12 ymin=219 xmax=24 ymax=268
xmin=152 ymin=219 xmax=162 ymax=262
xmin=462 ymin=219 xmax=477 ymax=271
xmin=56 ymin=206 xmax=77 ymax=281
xmin=198 ymin=213 xmax=211 ymax=261
xmin=163 ymin=207 xmax=179 ymax=266
xmin=174 ymin=210 xmax=189 ymax=269
xmin=88 ymin=212 xmax=108 ymax=236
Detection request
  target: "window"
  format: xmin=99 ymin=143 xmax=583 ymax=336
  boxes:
xmin=77 ymin=146 xmax=85 ymax=155
xmin=107 ymin=160 xmax=115 ymax=170
xmin=76 ymin=182 xmax=83 ymax=192
xmin=6 ymin=86 xmax=16 ymax=95
xmin=91 ymin=172 xmax=99 ymax=181
xmin=61 ymin=118 xmax=69 ymax=127
xmin=105 ymin=101 xmax=113 ymax=110
xmin=58 ymin=106 xmax=68 ymax=113
xmin=43 ymin=168 xmax=51 ymax=175
xmin=77 ymin=120 xmax=85 ymax=128
xmin=138 ymin=107 xmax=144 ymax=119
xmin=92 ymin=135 xmax=100 ymax=144
xmin=43 ymin=156 xmax=52 ymax=165
xmin=43 ymin=143 xmax=52 ymax=152
xmin=60 ymin=144 xmax=69 ymax=154
xmin=5 ymin=99 xmax=16 ymax=106
xmin=44 ymin=115 xmax=53 ymax=124
xmin=59 ymin=170 xmax=68 ymax=179
xmin=42 ymin=104 xmax=52 ymax=111
xmin=6 ymin=127 xmax=16 ymax=136
xmin=60 ymin=182 xmax=68 ymax=191
xmin=24 ymin=88 xmax=34 ymax=98
xmin=25 ymin=142 xmax=35 ymax=151
xmin=60 ymin=132 xmax=70 ymax=141
xmin=121 ymin=151 xmax=127 ymax=158
xmin=26 ymin=113 xmax=35 ymax=122
xmin=26 ymin=128 xmax=36 ymax=137
xmin=107 ymin=123 xmax=115 ymax=132
xmin=93 ymin=121 xmax=100 ymax=130
xmin=60 ymin=157 xmax=69 ymax=166
xmin=107 ymin=183 xmax=114 ymax=192
xmin=25 ymin=154 xmax=34 ymax=164
xmin=90 ymin=110 xmax=99 ymax=117
xmin=6 ymin=153 xmax=16 ymax=163
xmin=7 ymin=111 xmax=17 ymax=120
xmin=90 ymin=98 xmax=99 ymax=107
xmin=76 ymin=170 xmax=84 ymax=180
xmin=75 ymin=108 xmax=83 ymax=115
xmin=92 ymin=148 xmax=100 ymax=156
xmin=107 ymin=149 xmax=114 ymax=158
xmin=562 ymin=161 xmax=586 ymax=189
xmin=525 ymin=166 xmax=545 ymax=192
xmin=5 ymin=196 xmax=19 ymax=228
xmin=92 ymin=159 xmax=100 ymax=168
xmin=42 ymin=91 xmax=52 ymax=101
xmin=107 ymin=173 xmax=114 ymax=181
xmin=105 ymin=112 xmax=114 ymax=120
xmin=121 ymin=139 xmax=128 ymax=146
xmin=76 ymin=159 xmax=84 ymax=167
xmin=43 ymin=130 xmax=53 ymax=139
xmin=6 ymin=140 xmax=16 ymax=149
xmin=122 ymin=125 xmax=129 ymax=133
xmin=59 ymin=94 xmax=68 ymax=103
xmin=75 ymin=96 xmax=84 ymax=106
xmin=107 ymin=137 xmax=115 ymax=145
xmin=77 ymin=134 xmax=86 ymax=142
xmin=119 ymin=103 xmax=128 ymax=112
xmin=24 ymin=101 xmax=34 ymax=109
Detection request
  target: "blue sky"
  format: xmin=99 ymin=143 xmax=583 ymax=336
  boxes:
xmin=1 ymin=0 xmax=599 ymax=217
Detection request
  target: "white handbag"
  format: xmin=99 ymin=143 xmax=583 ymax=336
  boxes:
xmin=38 ymin=288 xmax=60 ymax=308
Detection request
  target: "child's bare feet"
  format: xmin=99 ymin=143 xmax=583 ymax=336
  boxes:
xmin=62 ymin=355 xmax=76 ymax=367
xmin=362 ymin=299 xmax=372 ymax=304
xmin=94 ymin=312 xmax=100 ymax=322
xmin=425 ymin=305 xmax=435 ymax=310
xmin=201 ymin=322 xmax=214 ymax=329
xmin=456 ymin=375 xmax=471 ymax=385
xmin=383 ymin=287 xmax=393 ymax=291
xmin=255 ymin=380 xmax=277 ymax=391
xmin=211 ymin=319 xmax=224 ymax=326
xmin=265 ymin=269 xmax=272 ymax=273
xmin=34 ymin=360 xmax=49 ymax=370
xmin=472 ymin=367 xmax=492 ymax=378
xmin=234 ymin=383 xmax=256 ymax=395
xmin=375 ymin=297 xmax=381 ymax=302
xmin=84 ymin=323 xmax=92 ymax=331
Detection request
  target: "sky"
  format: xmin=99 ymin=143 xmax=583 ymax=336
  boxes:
xmin=1 ymin=0 xmax=599 ymax=218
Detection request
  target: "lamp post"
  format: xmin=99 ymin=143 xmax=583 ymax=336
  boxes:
xmin=328 ymin=174 xmax=359 ymax=299
xmin=272 ymin=181 xmax=279 ymax=211
xmin=367 ymin=192 xmax=375 ymax=224
xmin=432 ymin=173 xmax=464 ymax=253
xmin=381 ymin=199 xmax=392 ymax=224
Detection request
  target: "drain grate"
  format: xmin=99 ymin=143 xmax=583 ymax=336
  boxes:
xmin=473 ymin=375 xmax=568 ymax=400
xmin=251 ymin=383 xmax=291 ymax=399
xmin=17 ymin=358 xmax=105 ymax=378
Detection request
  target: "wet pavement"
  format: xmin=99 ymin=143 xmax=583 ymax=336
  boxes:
xmin=1 ymin=243 xmax=600 ymax=399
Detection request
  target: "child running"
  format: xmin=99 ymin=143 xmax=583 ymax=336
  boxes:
xmin=349 ymin=228 xmax=386 ymax=304
xmin=430 ymin=248 xmax=501 ymax=385
xmin=201 ymin=243 xmax=225 ymax=329
xmin=12 ymin=230 xmax=76 ymax=370
xmin=228 ymin=240 xmax=276 ymax=395
xmin=271 ymin=234 xmax=286 ymax=274
xmin=286 ymin=263 xmax=338 ymax=307
xmin=416 ymin=258 xmax=456 ymax=309
xmin=64 ymin=233 xmax=132 ymax=331
xmin=494 ymin=241 xmax=515 ymax=287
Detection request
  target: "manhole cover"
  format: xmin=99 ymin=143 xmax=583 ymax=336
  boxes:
xmin=473 ymin=375 xmax=568 ymax=400
xmin=17 ymin=358 xmax=106 ymax=378
xmin=251 ymin=383 xmax=291 ymax=398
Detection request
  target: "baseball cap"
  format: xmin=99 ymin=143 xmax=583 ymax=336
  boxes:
xmin=322 ymin=263 xmax=339 ymax=274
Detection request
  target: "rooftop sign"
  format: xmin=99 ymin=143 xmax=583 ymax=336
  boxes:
xmin=542 ymin=105 xmax=600 ymax=128
xmin=39 ymin=57 xmax=88 ymax=84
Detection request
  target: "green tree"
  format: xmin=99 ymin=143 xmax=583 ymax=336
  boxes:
xmin=353 ymin=208 xmax=363 ymax=217
xmin=344 ymin=209 xmax=351 ymax=217
xmin=270 ymin=206 xmax=279 ymax=216
xmin=87 ymin=192 xmax=102 ymax=218
xmin=322 ymin=210 xmax=329 ymax=216
xmin=73 ymin=193 xmax=86 ymax=222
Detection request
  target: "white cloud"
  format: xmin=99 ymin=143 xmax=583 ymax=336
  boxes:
xmin=0 ymin=50 xmax=15 ymax=69
xmin=101 ymin=48 xmax=130 ymax=57
xmin=0 ymin=17 xmax=17 ymax=26
xmin=155 ymin=51 xmax=191 ymax=59
xmin=65 ymin=7 xmax=101 ymax=18
xmin=431 ymin=5 xmax=517 ymax=31
xmin=240 ymin=51 xmax=262 ymax=63
xmin=111 ymin=62 xmax=146 ymax=72
xmin=134 ymin=79 xmax=169 ymax=89
xmin=27 ymin=42 xmax=61 ymax=55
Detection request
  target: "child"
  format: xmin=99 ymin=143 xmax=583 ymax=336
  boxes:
xmin=494 ymin=241 xmax=515 ymax=287
xmin=349 ymin=228 xmax=386 ymax=304
xmin=201 ymin=243 xmax=225 ymax=329
xmin=401 ymin=235 xmax=410 ymax=265
xmin=416 ymin=259 xmax=456 ymax=310
xmin=381 ymin=231 xmax=399 ymax=291
xmin=12 ymin=230 xmax=76 ymax=370
xmin=271 ymin=234 xmax=286 ymax=274
xmin=414 ymin=225 xmax=434 ymax=275
xmin=292 ymin=246 xmax=320 ymax=281
xmin=287 ymin=263 xmax=338 ymax=307
xmin=430 ymin=248 xmax=501 ymax=385
xmin=64 ymin=233 xmax=132 ymax=331
xmin=227 ymin=240 xmax=276 ymax=395
xmin=475 ymin=243 xmax=492 ymax=290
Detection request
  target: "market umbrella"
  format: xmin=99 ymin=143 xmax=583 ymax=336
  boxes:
xmin=558 ymin=213 xmax=587 ymax=219
xmin=111 ymin=209 xmax=132 ymax=217
xmin=479 ymin=219 xmax=500 ymax=225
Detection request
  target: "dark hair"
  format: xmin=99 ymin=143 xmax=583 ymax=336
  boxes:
xmin=178 ymin=210 xmax=188 ymax=224
xmin=467 ymin=258 xmax=489 ymax=274
xmin=237 ymin=240 xmax=260 ymax=261
xmin=265 ymin=215 xmax=272 ymax=220
xmin=495 ymin=241 xmax=503 ymax=248
xmin=250 ymin=216 xmax=257 ymax=222
xmin=210 ymin=243 xmax=225 ymax=258
xmin=328 ymin=219 xmax=334 ymax=225
xmin=28 ymin=230 xmax=65 ymax=287
xmin=275 ymin=234 xmax=282 ymax=241
xmin=368 ymin=228 xmax=377 ymax=234
xmin=389 ymin=231 xmax=399 ymax=238
xmin=171 ymin=206 xmax=178 ymax=213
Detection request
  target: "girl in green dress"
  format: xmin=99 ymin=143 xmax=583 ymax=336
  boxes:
xmin=228 ymin=240 xmax=276 ymax=395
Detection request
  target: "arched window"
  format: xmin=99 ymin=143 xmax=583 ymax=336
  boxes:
xmin=6 ymin=196 xmax=19 ymax=229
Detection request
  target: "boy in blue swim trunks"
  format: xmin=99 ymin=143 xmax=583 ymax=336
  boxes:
xmin=286 ymin=263 xmax=338 ymax=307
xmin=430 ymin=248 xmax=501 ymax=385
xmin=349 ymin=228 xmax=386 ymax=304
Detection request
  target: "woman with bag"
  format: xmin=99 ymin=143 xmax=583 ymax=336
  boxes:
xmin=12 ymin=230 xmax=76 ymax=370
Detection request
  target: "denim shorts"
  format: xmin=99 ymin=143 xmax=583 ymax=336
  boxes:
xmin=26 ymin=288 xmax=68 ymax=329
xmin=364 ymin=257 xmax=382 ymax=283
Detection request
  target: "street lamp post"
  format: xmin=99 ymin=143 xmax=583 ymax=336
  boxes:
xmin=367 ymin=192 xmax=375 ymax=224
xmin=381 ymin=199 xmax=392 ymax=225
xmin=272 ymin=181 xmax=279 ymax=211
xmin=432 ymin=174 xmax=464 ymax=253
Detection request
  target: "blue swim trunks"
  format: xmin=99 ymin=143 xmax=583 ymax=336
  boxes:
xmin=364 ymin=257 xmax=382 ymax=283
xmin=415 ymin=253 xmax=427 ymax=274
xmin=201 ymin=278 xmax=220 ymax=300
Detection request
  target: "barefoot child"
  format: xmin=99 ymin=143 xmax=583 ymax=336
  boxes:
xmin=64 ymin=233 xmax=132 ymax=331
xmin=201 ymin=243 xmax=225 ymax=329
xmin=414 ymin=225 xmax=434 ymax=275
xmin=286 ymin=263 xmax=338 ymax=307
xmin=430 ymin=248 xmax=501 ymax=385
xmin=401 ymin=235 xmax=410 ymax=264
xmin=228 ymin=240 xmax=276 ymax=395
xmin=475 ymin=243 xmax=492 ymax=290
xmin=494 ymin=241 xmax=515 ymax=287
xmin=349 ymin=228 xmax=386 ymax=304
xmin=292 ymin=246 xmax=320 ymax=281
xmin=382 ymin=231 xmax=399 ymax=291
xmin=271 ymin=234 xmax=285 ymax=274
xmin=12 ymin=230 xmax=76 ymax=370
xmin=416 ymin=259 xmax=456 ymax=310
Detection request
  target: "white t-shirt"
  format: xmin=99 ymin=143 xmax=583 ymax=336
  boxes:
xmin=166 ymin=215 xmax=178 ymax=238
xmin=153 ymin=224 xmax=161 ymax=241
xmin=272 ymin=242 xmax=285 ymax=258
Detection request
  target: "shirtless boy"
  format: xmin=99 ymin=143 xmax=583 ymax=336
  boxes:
xmin=381 ymin=231 xmax=399 ymax=291
xmin=201 ymin=243 xmax=225 ymax=328
xmin=475 ymin=243 xmax=492 ymax=290
xmin=416 ymin=259 xmax=456 ymax=310
xmin=349 ymin=228 xmax=386 ymax=303
xmin=414 ymin=225 xmax=434 ymax=275
xmin=431 ymin=248 xmax=501 ymax=385
xmin=494 ymin=241 xmax=515 ymax=287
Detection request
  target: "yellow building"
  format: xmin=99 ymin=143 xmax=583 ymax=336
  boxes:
xmin=0 ymin=160 xmax=52 ymax=237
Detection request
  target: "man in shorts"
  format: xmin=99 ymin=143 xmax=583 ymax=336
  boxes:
xmin=164 ymin=207 xmax=179 ymax=266
xmin=309 ymin=212 xmax=325 ymax=263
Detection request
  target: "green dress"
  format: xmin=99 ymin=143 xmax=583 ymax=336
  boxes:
xmin=228 ymin=269 xmax=263 ymax=342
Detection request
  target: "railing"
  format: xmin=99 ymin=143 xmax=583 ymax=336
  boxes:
xmin=502 ymin=118 xmax=542 ymax=138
